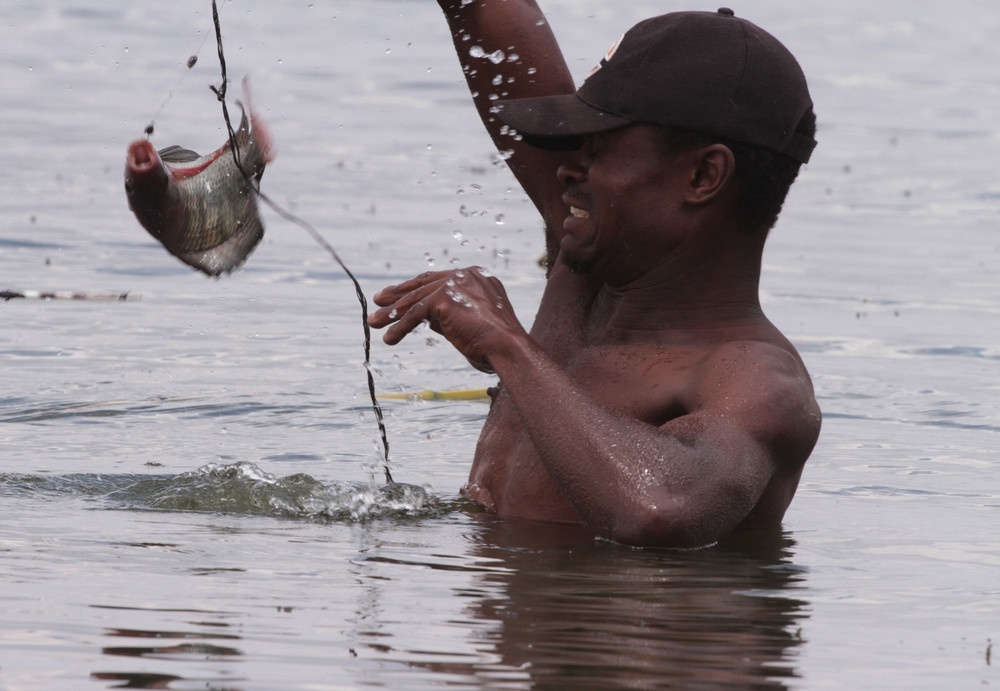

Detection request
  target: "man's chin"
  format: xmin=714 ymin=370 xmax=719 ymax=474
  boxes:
xmin=559 ymin=252 xmax=593 ymax=275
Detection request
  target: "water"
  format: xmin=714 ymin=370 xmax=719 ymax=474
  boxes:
xmin=1 ymin=0 xmax=998 ymax=688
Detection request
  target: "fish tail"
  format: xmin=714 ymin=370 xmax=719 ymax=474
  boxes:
xmin=235 ymin=76 xmax=275 ymax=165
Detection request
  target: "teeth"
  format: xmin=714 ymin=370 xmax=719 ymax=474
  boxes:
xmin=570 ymin=206 xmax=590 ymax=219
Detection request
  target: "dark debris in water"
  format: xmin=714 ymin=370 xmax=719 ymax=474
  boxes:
xmin=0 ymin=462 xmax=448 ymax=523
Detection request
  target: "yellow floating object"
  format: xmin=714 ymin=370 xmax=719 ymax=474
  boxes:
xmin=379 ymin=388 xmax=491 ymax=401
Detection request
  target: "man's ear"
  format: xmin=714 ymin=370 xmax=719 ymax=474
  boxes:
xmin=685 ymin=144 xmax=736 ymax=205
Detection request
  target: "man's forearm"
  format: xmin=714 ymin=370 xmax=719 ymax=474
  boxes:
xmin=437 ymin=0 xmax=573 ymax=140
xmin=435 ymin=0 xmax=575 ymax=259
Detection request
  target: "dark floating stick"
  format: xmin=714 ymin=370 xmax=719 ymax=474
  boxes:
xmin=206 ymin=0 xmax=393 ymax=485
xmin=1 ymin=290 xmax=137 ymax=302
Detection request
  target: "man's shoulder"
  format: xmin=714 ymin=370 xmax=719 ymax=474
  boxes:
xmin=697 ymin=333 xmax=809 ymax=379
xmin=692 ymin=335 xmax=821 ymax=462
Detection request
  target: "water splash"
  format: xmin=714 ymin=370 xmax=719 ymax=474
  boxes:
xmin=0 ymin=463 xmax=444 ymax=523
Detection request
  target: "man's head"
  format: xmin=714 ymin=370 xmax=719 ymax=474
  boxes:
xmin=496 ymin=8 xmax=816 ymax=232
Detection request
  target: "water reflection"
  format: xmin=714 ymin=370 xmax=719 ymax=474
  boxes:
xmin=457 ymin=518 xmax=809 ymax=689
xmin=91 ymin=671 xmax=242 ymax=690
xmin=91 ymin=611 xmax=245 ymax=690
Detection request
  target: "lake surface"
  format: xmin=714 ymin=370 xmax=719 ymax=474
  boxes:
xmin=2 ymin=0 xmax=998 ymax=688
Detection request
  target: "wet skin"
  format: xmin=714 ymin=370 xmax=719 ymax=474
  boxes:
xmin=369 ymin=0 xmax=820 ymax=548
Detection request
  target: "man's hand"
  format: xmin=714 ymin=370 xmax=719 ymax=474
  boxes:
xmin=368 ymin=267 xmax=527 ymax=374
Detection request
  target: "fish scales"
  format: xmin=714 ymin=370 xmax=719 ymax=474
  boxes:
xmin=124 ymin=97 xmax=274 ymax=277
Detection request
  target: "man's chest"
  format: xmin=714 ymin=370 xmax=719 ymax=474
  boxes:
xmin=466 ymin=341 xmax=702 ymax=520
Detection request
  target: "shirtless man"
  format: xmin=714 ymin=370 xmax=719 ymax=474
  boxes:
xmin=368 ymin=3 xmax=821 ymax=548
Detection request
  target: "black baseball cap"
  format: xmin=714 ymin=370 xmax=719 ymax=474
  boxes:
xmin=495 ymin=8 xmax=816 ymax=163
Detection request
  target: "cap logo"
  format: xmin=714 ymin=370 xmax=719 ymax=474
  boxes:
xmin=586 ymin=33 xmax=624 ymax=81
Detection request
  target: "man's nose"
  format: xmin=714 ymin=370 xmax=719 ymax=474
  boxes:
xmin=556 ymin=156 xmax=588 ymax=186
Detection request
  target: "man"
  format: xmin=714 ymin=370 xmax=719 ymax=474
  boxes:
xmin=368 ymin=3 xmax=821 ymax=548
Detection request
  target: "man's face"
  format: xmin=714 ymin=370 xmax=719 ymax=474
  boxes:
xmin=556 ymin=124 xmax=691 ymax=283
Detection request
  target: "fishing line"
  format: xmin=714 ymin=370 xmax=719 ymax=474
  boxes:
xmin=207 ymin=0 xmax=394 ymax=485
xmin=145 ymin=9 xmax=215 ymax=138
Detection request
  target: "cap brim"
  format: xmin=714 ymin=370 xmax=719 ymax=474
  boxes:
xmin=494 ymin=94 xmax=633 ymax=151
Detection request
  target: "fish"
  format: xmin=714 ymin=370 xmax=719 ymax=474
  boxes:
xmin=124 ymin=89 xmax=274 ymax=277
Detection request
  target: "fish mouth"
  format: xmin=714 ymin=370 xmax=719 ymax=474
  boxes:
xmin=127 ymin=140 xmax=159 ymax=173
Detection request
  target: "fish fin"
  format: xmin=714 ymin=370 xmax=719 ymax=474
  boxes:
xmin=158 ymin=145 xmax=202 ymax=163
xmin=176 ymin=204 xmax=266 ymax=277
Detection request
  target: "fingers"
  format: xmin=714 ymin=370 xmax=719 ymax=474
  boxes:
xmin=382 ymin=291 xmax=437 ymax=345
xmin=368 ymin=267 xmax=520 ymax=359
xmin=369 ymin=270 xmax=466 ymax=345
xmin=368 ymin=275 xmax=446 ymax=334
xmin=371 ymin=271 xmax=452 ymax=307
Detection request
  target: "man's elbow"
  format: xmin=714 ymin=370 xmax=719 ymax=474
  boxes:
xmin=599 ymin=487 xmax=754 ymax=548
xmin=601 ymin=505 xmax=725 ymax=550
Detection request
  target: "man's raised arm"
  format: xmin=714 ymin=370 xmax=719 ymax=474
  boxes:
xmin=436 ymin=0 xmax=574 ymax=252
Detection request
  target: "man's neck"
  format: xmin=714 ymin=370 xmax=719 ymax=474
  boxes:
xmin=576 ymin=235 xmax=768 ymax=345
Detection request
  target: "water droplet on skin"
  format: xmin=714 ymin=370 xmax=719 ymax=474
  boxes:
xmin=455 ymin=270 xmax=465 ymax=279
xmin=445 ymin=288 xmax=471 ymax=305
xmin=527 ymin=67 xmax=537 ymax=74
xmin=388 ymin=309 xmax=398 ymax=319
xmin=469 ymin=45 xmax=506 ymax=64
